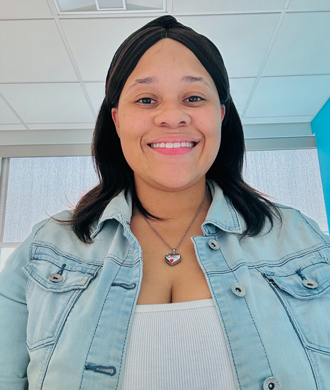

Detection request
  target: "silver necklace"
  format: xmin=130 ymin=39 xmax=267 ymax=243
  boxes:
xmin=139 ymin=188 xmax=208 ymax=266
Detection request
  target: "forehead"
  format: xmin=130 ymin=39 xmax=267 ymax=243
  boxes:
xmin=125 ymin=38 xmax=213 ymax=83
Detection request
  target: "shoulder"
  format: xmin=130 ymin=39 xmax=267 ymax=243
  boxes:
xmin=32 ymin=209 xmax=75 ymax=239
xmin=265 ymin=202 xmax=330 ymax=247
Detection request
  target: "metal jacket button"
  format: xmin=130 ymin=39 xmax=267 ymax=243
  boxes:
xmin=263 ymin=376 xmax=281 ymax=390
xmin=231 ymin=283 xmax=246 ymax=297
xmin=208 ymin=239 xmax=219 ymax=250
xmin=49 ymin=273 xmax=64 ymax=283
xmin=302 ymin=279 xmax=318 ymax=289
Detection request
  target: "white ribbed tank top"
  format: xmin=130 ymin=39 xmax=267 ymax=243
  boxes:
xmin=120 ymin=298 xmax=238 ymax=390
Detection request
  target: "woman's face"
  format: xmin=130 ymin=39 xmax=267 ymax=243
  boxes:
xmin=111 ymin=38 xmax=225 ymax=193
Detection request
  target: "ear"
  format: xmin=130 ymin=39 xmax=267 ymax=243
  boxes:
xmin=221 ymin=105 xmax=226 ymax=121
xmin=111 ymin=107 xmax=120 ymax=138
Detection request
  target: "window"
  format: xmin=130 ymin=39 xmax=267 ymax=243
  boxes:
xmin=243 ymin=148 xmax=328 ymax=233
xmin=0 ymin=156 xmax=98 ymax=270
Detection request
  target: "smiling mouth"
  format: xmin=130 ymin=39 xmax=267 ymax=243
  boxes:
xmin=148 ymin=141 xmax=198 ymax=149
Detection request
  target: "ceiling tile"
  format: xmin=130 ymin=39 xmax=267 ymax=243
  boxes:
xmin=0 ymin=0 xmax=53 ymax=18
xmin=178 ymin=14 xmax=280 ymax=78
xmin=288 ymin=0 xmax=330 ymax=11
xmin=61 ymin=17 xmax=153 ymax=81
xmin=173 ymin=0 xmax=286 ymax=13
xmin=229 ymin=78 xmax=255 ymax=115
xmin=0 ymin=83 xmax=95 ymax=123
xmin=27 ymin=123 xmax=95 ymax=130
xmin=263 ymin=12 xmax=330 ymax=76
xmin=245 ymin=75 xmax=330 ymax=118
xmin=0 ymin=20 xmax=78 ymax=82
xmin=0 ymin=96 xmax=21 ymax=124
xmin=85 ymin=82 xmax=105 ymax=114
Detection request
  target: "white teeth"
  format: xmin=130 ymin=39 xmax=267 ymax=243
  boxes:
xmin=150 ymin=142 xmax=195 ymax=148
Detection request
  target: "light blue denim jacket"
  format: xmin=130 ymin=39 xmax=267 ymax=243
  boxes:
xmin=1 ymin=181 xmax=330 ymax=390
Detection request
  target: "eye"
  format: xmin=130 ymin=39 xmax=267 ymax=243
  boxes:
xmin=137 ymin=97 xmax=156 ymax=104
xmin=185 ymin=96 xmax=204 ymax=103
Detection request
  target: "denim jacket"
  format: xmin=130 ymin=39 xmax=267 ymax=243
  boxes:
xmin=1 ymin=181 xmax=330 ymax=390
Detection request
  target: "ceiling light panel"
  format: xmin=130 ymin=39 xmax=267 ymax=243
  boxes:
xmin=96 ymin=0 xmax=126 ymax=10
xmin=54 ymin=0 xmax=164 ymax=13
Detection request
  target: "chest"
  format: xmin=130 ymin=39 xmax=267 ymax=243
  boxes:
xmin=134 ymin=234 xmax=212 ymax=304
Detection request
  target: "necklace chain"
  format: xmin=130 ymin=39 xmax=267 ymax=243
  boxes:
xmin=139 ymin=188 xmax=208 ymax=253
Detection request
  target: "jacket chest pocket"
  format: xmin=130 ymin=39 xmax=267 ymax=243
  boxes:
xmin=22 ymin=249 xmax=100 ymax=351
xmin=262 ymin=260 xmax=330 ymax=353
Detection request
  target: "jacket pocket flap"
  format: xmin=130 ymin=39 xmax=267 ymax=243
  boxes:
xmin=23 ymin=249 xmax=99 ymax=292
xmin=263 ymin=261 xmax=330 ymax=299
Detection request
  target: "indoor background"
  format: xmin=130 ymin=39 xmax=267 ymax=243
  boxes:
xmin=0 ymin=0 xmax=329 ymax=270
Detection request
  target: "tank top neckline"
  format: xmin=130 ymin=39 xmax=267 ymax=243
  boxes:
xmin=135 ymin=298 xmax=215 ymax=312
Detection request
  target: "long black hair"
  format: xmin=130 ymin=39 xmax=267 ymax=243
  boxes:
xmin=62 ymin=15 xmax=280 ymax=243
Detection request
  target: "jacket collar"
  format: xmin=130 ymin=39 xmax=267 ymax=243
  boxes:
xmin=91 ymin=180 xmax=243 ymax=239
xmin=202 ymin=180 xmax=244 ymax=235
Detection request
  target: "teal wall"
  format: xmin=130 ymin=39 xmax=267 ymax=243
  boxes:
xmin=311 ymin=98 xmax=330 ymax=231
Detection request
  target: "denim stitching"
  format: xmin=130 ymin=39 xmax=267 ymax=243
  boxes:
xmin=225 ymin=196 xmax=241 ymax=229
xmin=305 ymin=344 xmax=330 ymax=357
xmin=217 ymin=244 xmax=274 ymax=377
xmin=38 ymin=289 xmax=84 ymax=389
xmin=265 ymin=277 xmax=320 ymax=387
xmin=28 ymin=256 xmax=99 ymax=275
xmin=270 ymin=261 xmax=328 ymax=278
xmin=32 ymin=218 xmax=50 ymax=240
xmin=204 ymin=218 xmax=241 ymax=232
xmin=24 ymin=265 xmax=97 ymax=293
xmin=281 ymin=288 xmax=330 ymax=352
xmin=216 ymin=245 xmax=328 ymax=274
xmin=297 ymin=210 xmax=330 ymax=247
xmin=107 ymin=257 xmax=140 ymax=267
xmin=192 ymin=240 xmax=241 ymax=389
xmin=27 ymin=289 xmax=81 ymax=351
xmin=32 ymin=242 xmax=103 ymax=266
xmin=207 ymin=278 xmax=242 ymax=389
xmin=205 ymin=252 xmax=328 ymax=275
xmin=115 ymin=257 xmax=142 ymax=390
xmin=306 ymin=348 xmax=321 ymax=389
xmin=79 ymin=265 xmax=122 ymax=390
xmin=38 ymin=342 xmax=56 ymax=390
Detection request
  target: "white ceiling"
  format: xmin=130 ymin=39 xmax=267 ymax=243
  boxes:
xmin=0 ymin=0 xmax=330 ymax=149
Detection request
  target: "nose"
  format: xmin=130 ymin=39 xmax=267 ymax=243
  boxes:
xmin=154 ymin=101 xmax=191 ymax=129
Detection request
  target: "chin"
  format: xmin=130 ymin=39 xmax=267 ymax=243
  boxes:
xmin=151 ymin=175 xmax=204 ymax=191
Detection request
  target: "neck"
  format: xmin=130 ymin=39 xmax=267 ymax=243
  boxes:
xmin=132 ymin=178 xmax=212 ymax=222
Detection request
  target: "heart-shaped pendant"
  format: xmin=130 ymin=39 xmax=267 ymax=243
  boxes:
xmin=165 ymin=253 xmax=182 ymax=266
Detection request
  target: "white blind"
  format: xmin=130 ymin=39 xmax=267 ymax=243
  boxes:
xmin=243 ymin=148 xmax=328 ymax=233
xmin=3 ymin=156 xmax=98 ymax=243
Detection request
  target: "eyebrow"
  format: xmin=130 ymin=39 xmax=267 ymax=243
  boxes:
xmin=128 ymin=77 xmax=157 ymax=90
xmin=127 ymin=75 xmax=211 ymax=90
xmin=181 ymin=76 xmax=212 ymax=89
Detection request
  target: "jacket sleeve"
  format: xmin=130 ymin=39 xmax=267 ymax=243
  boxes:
xmin=0 ymin=219 xmax=47 ymax=390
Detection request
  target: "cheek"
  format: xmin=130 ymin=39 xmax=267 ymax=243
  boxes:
xmin=197 ymin=111 xmax=222 ymax=159
xmin=196 ymin=110 xmax=222 ymax=139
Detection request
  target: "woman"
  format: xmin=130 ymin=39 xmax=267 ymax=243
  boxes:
xmin=0 ymin=15 xmax=329 ymax=390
